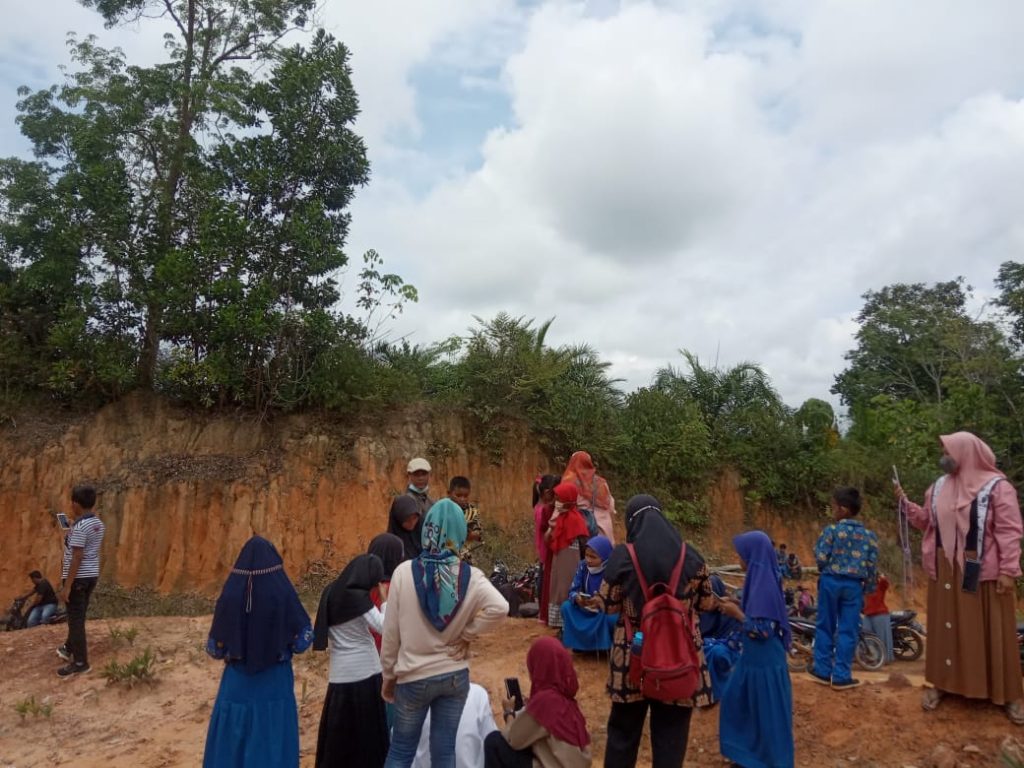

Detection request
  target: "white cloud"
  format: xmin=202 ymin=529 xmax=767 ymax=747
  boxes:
xmin=4 ymin=0 xmax=1024 ymax=410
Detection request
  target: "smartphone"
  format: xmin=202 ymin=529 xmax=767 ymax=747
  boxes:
xmin=54 ymin=512 xmax=71 ymax=530
xmin=504 ymin=677 xmax=524 ymax=711
xmin=962 ymin=558 xmax=981 ymax=594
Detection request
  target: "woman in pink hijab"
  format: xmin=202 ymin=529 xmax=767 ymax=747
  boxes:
xmin=896 ymin=431 xmax=1023 ymax=725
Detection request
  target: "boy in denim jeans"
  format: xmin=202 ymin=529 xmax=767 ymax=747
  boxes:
xmin=810 ymin=486 xmax=878 ymax=690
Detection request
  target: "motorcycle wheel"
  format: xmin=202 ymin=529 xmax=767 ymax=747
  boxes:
xmin=856 ymin=633 xmax=886 ymax=671
xmin=893 ymin=627 xmax=924 ymax=662
xmin=787 ymin=642 xmax=812 ymax=673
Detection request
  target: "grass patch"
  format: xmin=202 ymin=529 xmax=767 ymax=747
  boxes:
xmin=90 ymin=583 xmax=213 ymax=619
xmin=102 ymin=647 xmax=157 ymax=687
xmin=109 ymin=624 xmax=139 ymax=647
xmin=13 ymin=695 xmax=53 ymax=721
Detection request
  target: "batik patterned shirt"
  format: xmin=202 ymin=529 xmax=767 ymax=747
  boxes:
xmin=815 ymin=518 xmax=879 ymax=586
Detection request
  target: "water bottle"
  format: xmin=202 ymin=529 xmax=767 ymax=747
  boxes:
xmin=630 ymin=631 xmax=644 ymax=658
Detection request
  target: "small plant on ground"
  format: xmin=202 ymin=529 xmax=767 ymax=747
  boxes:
xmin=109 ymin=624 xmax=139 ymax=647
xmin=13 ymin=695 xmax=53 ymax=721
xmin=102 ymin=647 xmax=157 ymax=688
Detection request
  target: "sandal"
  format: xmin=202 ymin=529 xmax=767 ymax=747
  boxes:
xmin=1008 ymin=700 xmax=1024 ymax=726
xmin=921 ymin=688 xmax=944 ymax=711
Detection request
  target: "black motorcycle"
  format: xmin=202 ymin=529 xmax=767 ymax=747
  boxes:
xmin=1 ymin=597 xmax=67 ymax=632
xmin=889 ymin=609 xmax=926 ymax=662
xmin=490 ymin=561 xmax=541 ymax=618
xmin=786 ymin=615 xmax=886 ymax=672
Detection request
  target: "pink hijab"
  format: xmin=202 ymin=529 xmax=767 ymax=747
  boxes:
xmin=935 ymin=432 xmax=1004 ymax=568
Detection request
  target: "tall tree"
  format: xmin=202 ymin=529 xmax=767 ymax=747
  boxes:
xmin=0 ymin=0 xmax=384 ymax=407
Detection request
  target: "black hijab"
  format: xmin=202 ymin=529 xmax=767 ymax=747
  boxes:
xmin=313 ymin=554 xmax=385 ymax=651
xmin=604 ymin=494 xmax=704 ymax=609
xmin=368 ymin=533 xmax=405 ymax=579
xmin=388 ymin=495 xmax=424 ymax=560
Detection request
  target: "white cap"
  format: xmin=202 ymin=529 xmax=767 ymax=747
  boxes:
xmin=407 ymin=457 xmax=431 ymax=473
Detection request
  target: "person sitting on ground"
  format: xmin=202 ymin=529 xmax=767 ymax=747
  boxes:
xmin=406 ymin=457 xmax=435 ymax=517
xmin=413 ymin=682 xmax=497 ymax=768
xmin=449 ymin=476 xmax=484 ymax=564
xmin=19 ymin=570 xmax=58 ymax=627
xmin=313 ymin=553 xmax=391 ymax=768
xmin=203 ymin=536 xmax=313 ymax=768
xmin=389 ymin=495 xmax=425 ymax=561
xmin=560 ymin=535 xmax=618 ymax=652
xmin=786 ymin=552 xmax=803 ymax=581
xmin=484 ymin=636 xmax=592 ymax=767
xmin=796 ymin=585 xmax=815 ymax=618
xmin=719 ymin=530 xmax=794 ymax=768
xmin=810 ymin=487 xmax=878 ymax=690
xmin=381 ymin=500 xmax=508 ymax=768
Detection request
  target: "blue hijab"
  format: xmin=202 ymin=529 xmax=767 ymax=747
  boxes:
xmin=581 ymin=535 xmax=613 ymax=593
xmin=734 ymin=530 xmax=791 ymax=648
xmin=412 ymin=500 xmax=471 ymax=631
xmin=207 ymin=536 xmax=312 ymax=674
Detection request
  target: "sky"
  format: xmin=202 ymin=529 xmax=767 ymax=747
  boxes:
xmin=2 ymin=0 xmax=1024 ymax=407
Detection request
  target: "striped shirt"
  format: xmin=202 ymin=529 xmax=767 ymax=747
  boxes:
xmin=62 ymin=514 xmax=105 ymax=580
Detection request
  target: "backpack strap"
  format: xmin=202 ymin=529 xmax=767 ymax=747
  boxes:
xmin=626 ymin=543 xmax=687 ymax=599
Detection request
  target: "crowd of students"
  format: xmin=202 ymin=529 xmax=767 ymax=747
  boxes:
xmin=193 ymin=431 xmax=1023 ymax=768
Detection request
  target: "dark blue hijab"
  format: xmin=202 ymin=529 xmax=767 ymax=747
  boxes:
xmin=734 ymin=530 xmax=791 ymax=648
xmin=208 ymin=536 xmax=312 ymax=674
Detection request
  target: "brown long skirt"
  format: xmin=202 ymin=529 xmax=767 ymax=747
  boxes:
xmin=925 ymin=549 xmax=1023 ymax=705
xmin=547 ymin=541 xmax=580 ymax=628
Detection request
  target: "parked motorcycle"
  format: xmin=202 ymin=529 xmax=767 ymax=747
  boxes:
xmin=786 ymin=615 xmax=886 ymax=672
xmin=490 ymin=561 xmax=541 ymax=618
xmin=0 ymin=597 xmax=67 ymax=632
xmin=889 ymin=609 xmax=926 ymax=662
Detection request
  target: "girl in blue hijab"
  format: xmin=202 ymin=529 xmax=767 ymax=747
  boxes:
xmin=560 ymin=535 xmax=619 ymax=652
xmin=204 ymin=536 xmax=313 ymax=768
xmin=719 ymin=530 xmax=794 ymax=768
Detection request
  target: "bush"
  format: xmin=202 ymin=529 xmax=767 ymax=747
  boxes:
xmin=13 ymin=695 xmax=52 ymax=720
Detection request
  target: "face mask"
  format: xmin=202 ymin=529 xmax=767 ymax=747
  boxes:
xmin=587 ymin=564 xmax=605 ymax=575
xmin=409 ymin=484 xmax=429 ymax=495
xmin=939 ymin=455 xmax=958 ymax=474
xmin=554 ymin=501 xmax=565 ymax=514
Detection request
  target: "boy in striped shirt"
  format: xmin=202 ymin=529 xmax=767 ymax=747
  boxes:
xmin=56 ymin=485 xmax=105 ymax=677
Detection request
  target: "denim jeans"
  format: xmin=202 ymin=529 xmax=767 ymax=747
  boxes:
xmin=813 ymin=574 xmax=864 ymax=683
xmin=385 ymin=668 xmax=469 ymax=768
xmin=27 ymin=603 xmax=56 ymax=627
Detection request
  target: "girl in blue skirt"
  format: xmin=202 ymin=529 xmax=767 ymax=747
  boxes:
xmin=560 ymin=535 xmax=618 ymax=652
xmin=719 ymin=530 xmax=794 ymax=768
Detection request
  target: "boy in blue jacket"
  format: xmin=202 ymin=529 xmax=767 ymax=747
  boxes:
xmin=810 ymin=486 xmax=878 ymax=690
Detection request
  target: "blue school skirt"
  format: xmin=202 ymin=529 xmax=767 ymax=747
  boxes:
xmin=719 ymin=634 xmax=794 ymax=768
xmin=204 ymin=661 xmax=300 ymax=768
xmin=560 ymin=600 xmax=618 ymax=652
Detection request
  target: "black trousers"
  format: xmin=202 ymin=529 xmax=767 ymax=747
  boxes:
xmin=483 ymin=732 xmax=533 ymax=768
xmin=65 ymin=577 xmax=98 ymax=666
xmin=604 ymin=699 xmax=693 ymax=768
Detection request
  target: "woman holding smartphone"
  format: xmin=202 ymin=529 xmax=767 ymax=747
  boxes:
xmin=484 ymin=636 xmax=592 ymax=767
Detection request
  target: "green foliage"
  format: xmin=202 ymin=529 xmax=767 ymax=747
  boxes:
xmin=102 ymin=647 xmax=157 ymax=687
xmin=13 ymin=695 xmax=53 ymax=721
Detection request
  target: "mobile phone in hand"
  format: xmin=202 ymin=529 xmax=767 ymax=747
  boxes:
xmin=54 ymin=512 xmax=71 ymax=530
xmin=504 ymin=677 xmax=524 ymax=711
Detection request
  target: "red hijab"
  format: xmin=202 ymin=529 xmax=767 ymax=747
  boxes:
xmin=550 ymin=482 xmax=590 ymax=552
xmin=525 ymin=636 xmax=590 ymax=749
xmin=563 ymin=451 xmax=612 ymax=509
xmin=936 ymin=432 xmax=1005 ymax=568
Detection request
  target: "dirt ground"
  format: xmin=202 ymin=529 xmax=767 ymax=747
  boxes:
xmin=0 ymin=616 xmax=1020 ymax=768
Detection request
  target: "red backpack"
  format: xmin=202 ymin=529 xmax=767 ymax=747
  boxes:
xmin=624 ymin=543 xmax=702 ymax=702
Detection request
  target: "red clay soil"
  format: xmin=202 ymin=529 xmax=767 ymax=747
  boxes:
xmin=0 ymin=616 xmax=1019 ymax=767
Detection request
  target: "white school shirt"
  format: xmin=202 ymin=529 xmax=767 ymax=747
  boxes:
xmin=328 ymin=604 xmax=386 ymax=684
xmin=413 ymin=683 xmax=497 ymax=768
